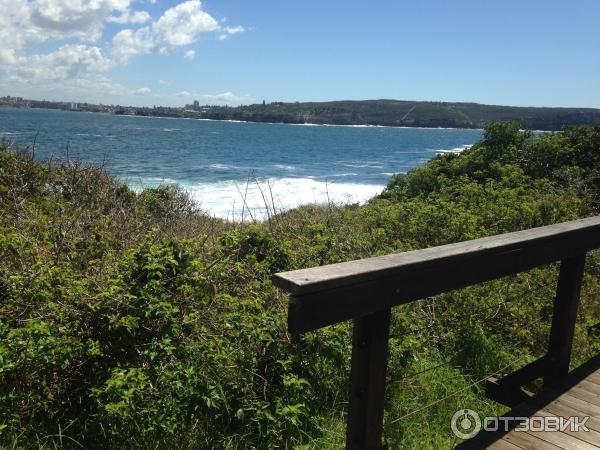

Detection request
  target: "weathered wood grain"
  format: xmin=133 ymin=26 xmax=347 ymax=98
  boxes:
xmin=544 ymin=254 xmax=586 ymax=387
xmin=345 ymin=309 xmax=390 ymax=450
xmin=274 ymin=216 xmax=600 ymax=295
xmin=457 ymin=355 xmax=600 ymax=449
xmin=275 ymin=216 xmax=600 ymax=333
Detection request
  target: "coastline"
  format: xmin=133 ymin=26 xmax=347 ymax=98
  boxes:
xmin=4 ymin=95 xmax=600 ymax=132
xmin=0 ymin=104 xmax=572 ymax=133
xmin=0 ymin=106 xmax=482 ymax=220
xmin=127 ymin=176 xmax=387 ymax=222
xmin=108 ymin=113 xmax=552 ymax=133
xmin=0 ymin=105 xmax=485 ymax=131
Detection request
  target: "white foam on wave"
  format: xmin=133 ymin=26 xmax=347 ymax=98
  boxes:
xmin=130 ymin=176 xmax=180 ymax=186
xmin=338 ymin=159 xmax=385 ymax=164
xmin=191 ymin=117 xmax=482 ymax=131
xmin=343 ymin=163 xmax=385 ymax=168
xmin=330 ymin=172 xmax=358 ymax=177
xmin=326 ymin=124 xmax=386 ymax=128
xmin=132 ymin=177 xmax=384 ymax=221
xmin=208 ymin=163 xmax=232 ymax=170
xmin=435 ymin=144 xmax=472 ymax=154
xmin=273 ymin=164 xmax=296 ymax=170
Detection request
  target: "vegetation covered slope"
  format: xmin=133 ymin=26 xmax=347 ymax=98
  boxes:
xmin=1 ymin=122 xmax=600 ymax=449
xmin=192 ymin=100 xmax=600 ymax=130
xmin=131 ymin=100 xmax=600 ymax=131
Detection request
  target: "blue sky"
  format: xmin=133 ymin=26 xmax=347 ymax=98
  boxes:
xmin=1 ymin=0 xmax=599 ymax=107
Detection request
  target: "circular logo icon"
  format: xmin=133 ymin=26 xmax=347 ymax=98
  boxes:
xmin=451 ymin=409 xmax=481 ymax=439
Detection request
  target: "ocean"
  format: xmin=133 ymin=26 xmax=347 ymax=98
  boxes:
xmin=0 ymin=107 xmax=482 ymax=219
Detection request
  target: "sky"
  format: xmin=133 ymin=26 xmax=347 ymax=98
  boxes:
xmin=1 ymin=0 xmax=599 ymax=108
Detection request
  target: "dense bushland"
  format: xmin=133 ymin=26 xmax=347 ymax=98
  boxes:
xmin=1 ymin=122 xmax=600 ymax=449
xmin=122 ymin=99 xmax=600 ymax=130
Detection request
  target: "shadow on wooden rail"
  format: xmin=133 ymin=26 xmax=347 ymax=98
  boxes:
xmin=273 ymin=216 xmax=600 ymax=450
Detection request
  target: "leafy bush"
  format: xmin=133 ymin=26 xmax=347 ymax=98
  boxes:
xmin=1 ymin=123 xmax=600 ymax=448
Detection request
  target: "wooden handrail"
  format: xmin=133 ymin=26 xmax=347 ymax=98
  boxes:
xmin=273 ymin=216 xmax=600 ymax=334
xmin=272 ymin=216 xmax=600 ymax=450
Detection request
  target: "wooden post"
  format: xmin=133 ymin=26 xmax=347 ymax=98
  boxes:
xmin=272 ymin=218 xmax=600 ymax=448
xmin=346 ymin=309 xmax=391 ymax=450
xmin=544 ymin=253 xmax=586 ymax=387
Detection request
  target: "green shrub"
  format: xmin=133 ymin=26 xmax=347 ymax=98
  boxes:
xmin=1 ymin=124 xmax=600 ymax=448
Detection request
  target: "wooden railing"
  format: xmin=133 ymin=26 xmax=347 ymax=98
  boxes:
xmin=272 ymin=216 xmax=600 ymax=450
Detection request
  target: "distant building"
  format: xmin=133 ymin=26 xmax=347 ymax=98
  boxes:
xmin=193 ymin=100 xmax=199 ymax=109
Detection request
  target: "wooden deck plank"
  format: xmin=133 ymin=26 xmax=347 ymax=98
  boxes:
xmin=554 ymin=379 xmax=600 ymax=397
xmin=455 ymin=356 xmax=600 ymax=449
xmin=571 ymin=380 xmax=600 ymax=396
xmin=542 ymin=400 xmax=600 ymax=433
xmin=532 ymin=409 xmax=600 ymax=446
xmin=489 ymin=437 xmax=527 ymax=449
xmin=554 ymin=387 xmax=600 ymax=408
xmin=517 ymin=429 xmax=598 ymax=450
xmin=583 ymin=373 xmax=600 ymax=386
xmin=549 ymin=395 xmax=600 ymax=418
xmin=502 ymin=432 xmax=562 ymax=450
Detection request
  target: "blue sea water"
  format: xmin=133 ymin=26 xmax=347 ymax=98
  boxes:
xmin=0 ymin=107 xmax=482 ymax=219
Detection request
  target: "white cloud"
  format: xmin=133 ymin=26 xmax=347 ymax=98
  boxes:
xmin=195 ymin=91 xmax=253 ymax=105
xmin=108 ymin=10 xmax=151 ymax=25
xmin=111 ymin=0 xmax=235 ymax=62
xmin=29 ymin=0 xmax=131 ymax=41
xmin=134 ymin=87 xmax=151 ymax=95
xmin=0 ymin=0 xmax=141 ymax=62
xmin=0 ymin=45 xmax=126 ymax=103
xmin=225 ymin=26 xmax=245 ymax=35
xmin=111 ymin=27 xmax=155 ymax=63
xmin=6 ymin=44 xmax=113 ymax=82
xmin=0 ymin=0 xmax=247 ymax=105
xmin=218 ymin=25 xmax=245 ymax=41
xmin=172 ymin=90 xmax=253 ymax=105
xmin=203 ymin=91 xmax=250 ymax=104
xmin=154 ymin=0 xmax=219 ymax=46
xmin=0 ymin=0 xmax=36 ymax=60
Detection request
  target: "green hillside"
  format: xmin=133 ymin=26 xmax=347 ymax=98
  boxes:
xmin=188 ymin=100 xmax=600 ymax=130
xmin=2 ymin=122 xmax=600 ymax=448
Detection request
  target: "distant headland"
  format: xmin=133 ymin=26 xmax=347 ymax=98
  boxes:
xmin=2 ymin=95 xmax=600 ymax=131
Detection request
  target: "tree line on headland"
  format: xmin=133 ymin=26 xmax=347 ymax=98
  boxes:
xmin=3 ymin=95 xmax=600 ymax=130
xmin=179 ymin=99 xmax=600 ymax=131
